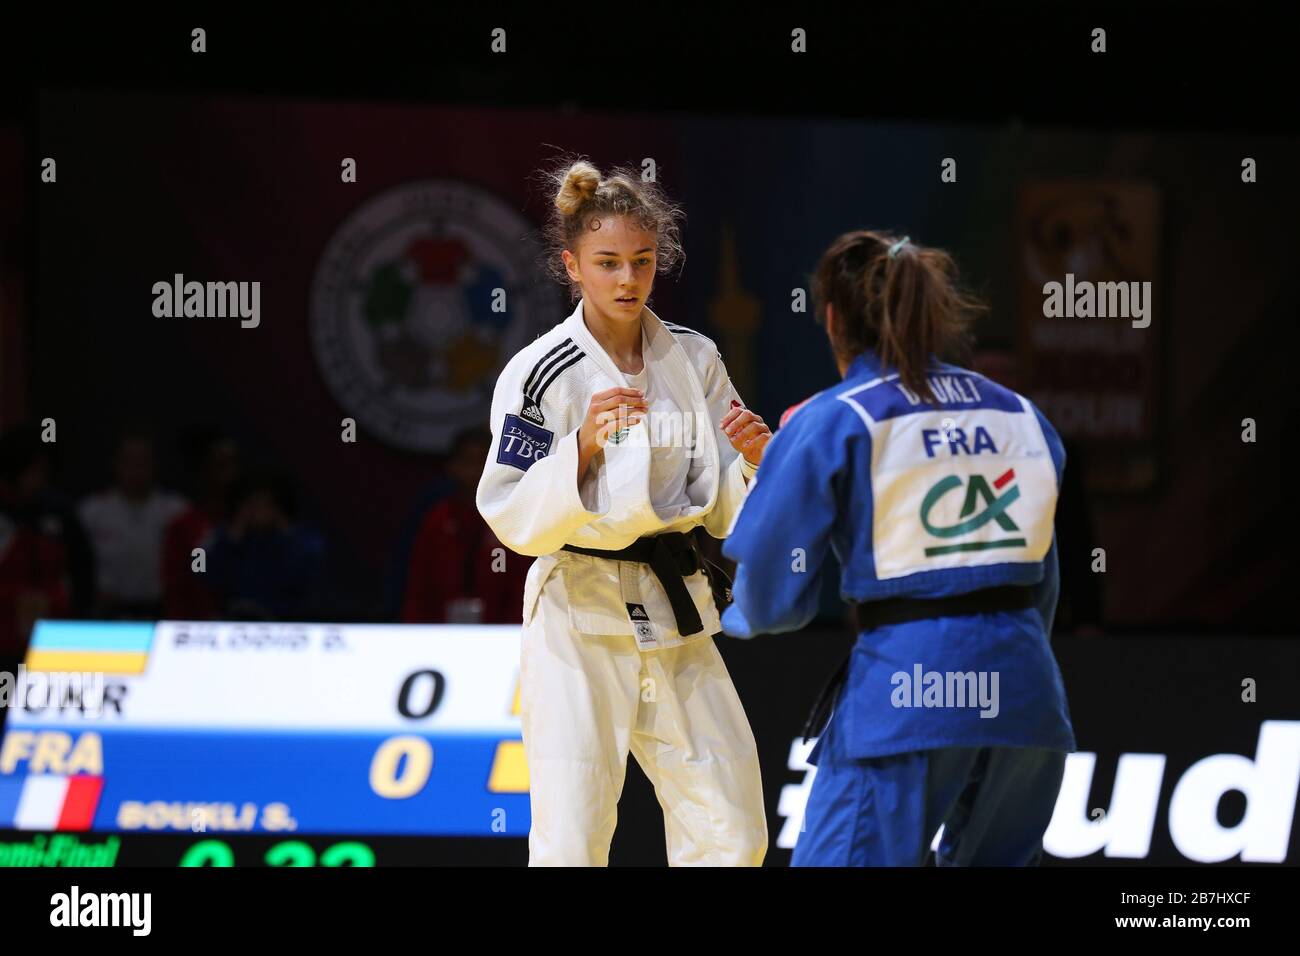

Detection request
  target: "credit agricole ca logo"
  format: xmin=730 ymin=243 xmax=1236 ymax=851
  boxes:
xmin=920 ymin=468 xmax=1025 ymax=556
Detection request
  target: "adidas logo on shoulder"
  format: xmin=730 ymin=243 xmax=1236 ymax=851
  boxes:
xmin=519 ymin=401 xmax=545 ymax=426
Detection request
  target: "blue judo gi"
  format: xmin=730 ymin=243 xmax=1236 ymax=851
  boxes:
xmin=722 ymin=350 xmax=1076 ymax=866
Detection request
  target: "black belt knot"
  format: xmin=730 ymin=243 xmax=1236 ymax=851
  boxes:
xmin=561 ymin=531 xmax=706 ymax=636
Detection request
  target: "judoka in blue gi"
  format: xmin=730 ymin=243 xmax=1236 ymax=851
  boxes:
xmin=722 ymin=232 xmax=1076 ymax=866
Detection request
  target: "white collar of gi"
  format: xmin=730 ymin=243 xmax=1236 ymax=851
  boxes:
xmin=563 ymin=297 xmax=675 ymax=386
xmin=563 ymin=296 xmax=721 ymax=510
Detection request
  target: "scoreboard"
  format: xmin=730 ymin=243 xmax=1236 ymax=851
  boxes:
xmin=0 ymin=619 xmax=532 ymax=864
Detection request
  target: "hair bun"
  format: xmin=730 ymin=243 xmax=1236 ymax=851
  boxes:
xmin=555 ymin=161 xmax=601 ymax=216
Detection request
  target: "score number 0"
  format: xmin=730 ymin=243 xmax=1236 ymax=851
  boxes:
xmin=370 ymin=668 xmax=445 ymax=798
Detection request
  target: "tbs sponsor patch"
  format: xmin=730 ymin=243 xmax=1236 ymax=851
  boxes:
xmin=497 ymin=414 xmax=554 ymax=471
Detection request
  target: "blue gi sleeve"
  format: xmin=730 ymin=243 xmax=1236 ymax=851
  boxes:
xmin=721 ymin=400 xmax=853 ymax=637
xmin=1033 ymin=535 xmax=1062 ymax=638
xmin=1029 ymin=400 xmax=1067 ymax=637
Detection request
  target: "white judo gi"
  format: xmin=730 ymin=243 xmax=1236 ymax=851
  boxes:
xmin=477 ymin=297 xmax=768 ymax=866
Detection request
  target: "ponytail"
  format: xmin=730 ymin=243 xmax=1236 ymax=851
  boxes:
xmin=812 ymin=231 xmax=982 ymax=403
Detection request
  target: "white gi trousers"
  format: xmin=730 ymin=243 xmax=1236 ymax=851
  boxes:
xmin=520 ymin=568 xmax=768 ymax=866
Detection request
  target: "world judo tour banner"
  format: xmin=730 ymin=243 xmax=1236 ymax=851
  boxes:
xmin=1 ymin=621 xmax=1298 ymax=866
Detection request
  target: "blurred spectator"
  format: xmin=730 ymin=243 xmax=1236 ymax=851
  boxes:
xmin=0 ymin=425 xmax=95 ymax=661
xmin=78 ymin=430 xmax=187 ymax=618
xmin=402 ymin=427 xmax=531 ymax=624
xmin=384 ymin=474 xmax=456 ymax=620
xmin=470 ymin=521 xmax=534 ymax=624
xmin=971 ymin=348 xmax=1104 ymax=636
xmin=206 ymin=471 xmax=325 ymax=620
xmin=162 ymin=426 xmax=241 ymax=619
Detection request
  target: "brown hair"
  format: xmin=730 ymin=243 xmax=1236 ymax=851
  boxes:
xmin=812 ymin=230 xmax=983 ymax=403
xmin=539 ymin=157 xmax=686 ymax=301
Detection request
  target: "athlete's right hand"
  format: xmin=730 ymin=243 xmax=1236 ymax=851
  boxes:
xmin=577 ymin=387 xmax=647 ymax=479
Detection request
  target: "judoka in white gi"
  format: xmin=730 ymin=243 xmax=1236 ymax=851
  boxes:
xmin=477 ymin=160 xmax=771 ymax=866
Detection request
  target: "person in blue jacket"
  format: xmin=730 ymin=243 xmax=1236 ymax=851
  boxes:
xmin=722 ymin=230 xmax=1075 ymax=866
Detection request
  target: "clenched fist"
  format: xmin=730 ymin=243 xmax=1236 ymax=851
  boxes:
xmin=721 ymin=401 xmax=771 ymax=468
xmin=577 ymin=387 xmax=648 ymax=480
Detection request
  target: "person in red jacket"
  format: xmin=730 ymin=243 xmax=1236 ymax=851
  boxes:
xmin=0 ymin=426 xmax=92 ymax=664
xmin=402 ymin=427 xmax=532 ymax=623
xmin=162 ymin=427 xmax=241 ymax=620
xmin=472 ymin=519 xmax=533 ymax=624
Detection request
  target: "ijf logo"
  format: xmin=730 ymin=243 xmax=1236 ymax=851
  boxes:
xmin=920 ymin=468 xmax=1026 ymax=557
xmin=310 ymin=180 xmax=548 ymax=453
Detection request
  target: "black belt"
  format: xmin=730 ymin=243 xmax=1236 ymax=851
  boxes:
xmin=852 ymin=585 xmax=1036 ymax=632
xmin=801 ymin=585 xmax=1037 ymax=743
xmin=561 ymin=531 xmax=706 ymax=637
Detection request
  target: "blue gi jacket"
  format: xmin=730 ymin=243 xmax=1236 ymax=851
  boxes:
xmin=722 ymin=351 xmax=1076 ymax=759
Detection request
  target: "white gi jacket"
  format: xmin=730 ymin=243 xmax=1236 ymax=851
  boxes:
xmin=477 ymin=298 xmax=757 ymax=649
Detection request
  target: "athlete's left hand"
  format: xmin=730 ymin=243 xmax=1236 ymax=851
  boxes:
xmin=721 ymin=402 xmax=771 ymax=467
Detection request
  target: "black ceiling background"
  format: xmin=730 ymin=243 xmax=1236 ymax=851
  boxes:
xmin=0 ymin=4 xmax=1291 ymax=133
